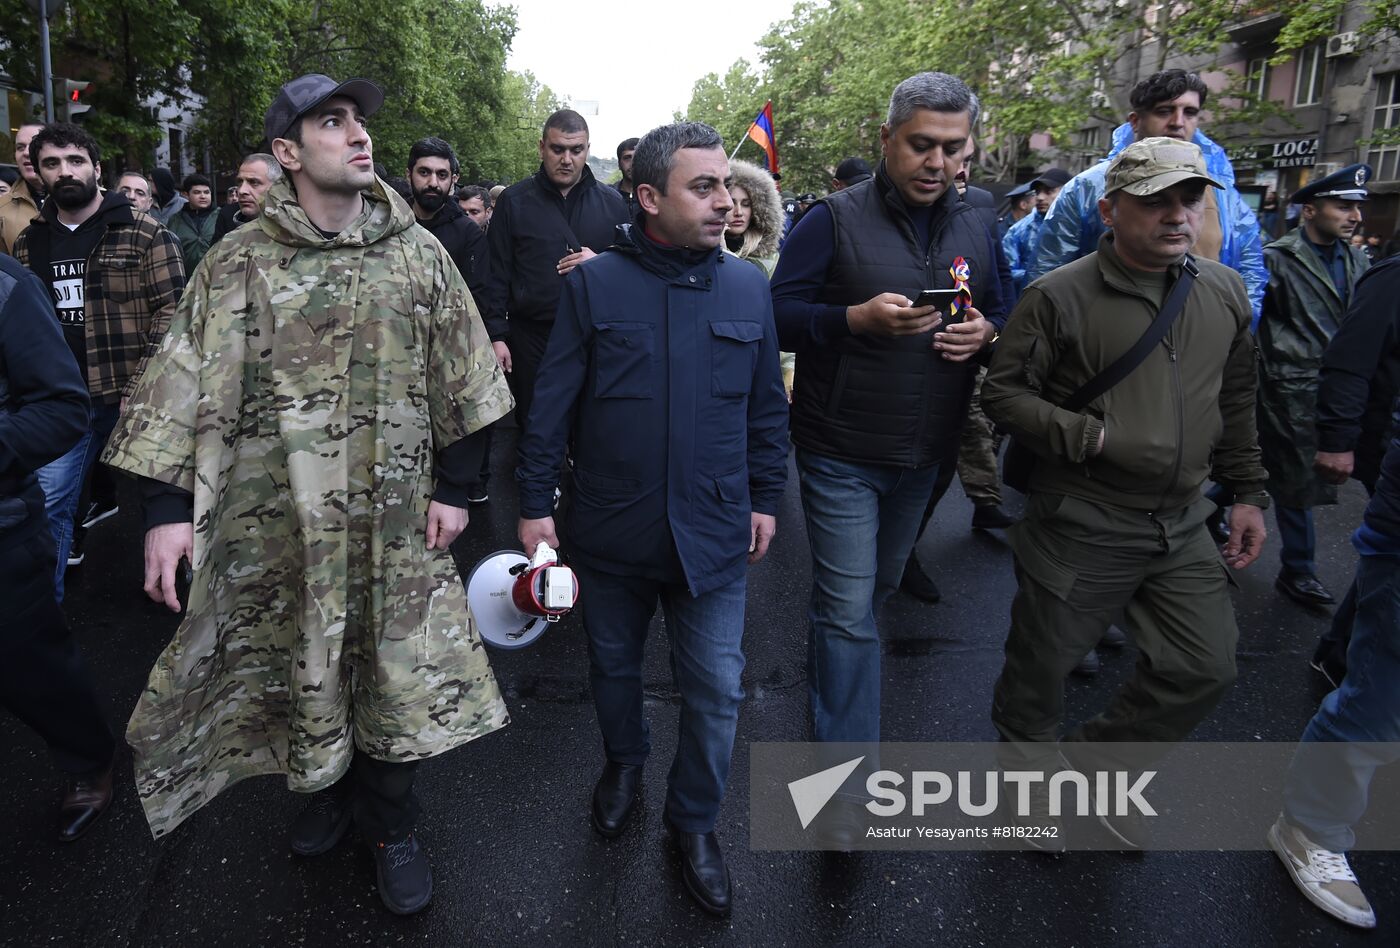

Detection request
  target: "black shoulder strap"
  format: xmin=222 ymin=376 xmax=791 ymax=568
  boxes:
xmin=1062 ymin=254 xmax=1199 ymax=413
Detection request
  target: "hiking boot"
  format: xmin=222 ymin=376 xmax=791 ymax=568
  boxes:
xmin=369 ymin=831 xmax=434 ymax=915
xmin=1268 ymin=816 xmax=1376 ymax=929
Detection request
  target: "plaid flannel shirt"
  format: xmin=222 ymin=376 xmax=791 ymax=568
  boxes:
xmin=14 ymin=200 xmax=185 ymax=401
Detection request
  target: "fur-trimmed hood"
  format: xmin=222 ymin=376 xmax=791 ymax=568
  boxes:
xmin=726 ymin=158 xmax=784 ymax=262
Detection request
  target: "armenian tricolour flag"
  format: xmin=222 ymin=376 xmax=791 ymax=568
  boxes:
xmin=745 ymin=101 xmax=779 ymax=175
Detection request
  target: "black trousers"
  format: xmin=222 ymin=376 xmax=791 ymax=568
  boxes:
xmin=323 ymin=750 xmax=421 ymax=842
xmin=0 ymin=525 xmax=115 ymax=774
xmin=506 ymin=318 xmax=556 ymax=442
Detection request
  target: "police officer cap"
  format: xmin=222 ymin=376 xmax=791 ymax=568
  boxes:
xmin=264 ymin=73 xmax=385 ymax=145
xmin=1005 ymin=181 xmax=1034 ymax=198
xmin=1289 ymin=163 xmax=1371 ymax=205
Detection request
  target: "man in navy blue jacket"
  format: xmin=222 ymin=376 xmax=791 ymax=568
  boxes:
xmin=0 ymin=252 xmax=116 ymax=841
xmin=516 ymin=122 xmax=788 ymax=918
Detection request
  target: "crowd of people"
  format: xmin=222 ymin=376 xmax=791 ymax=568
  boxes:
xmin=0 ymin=63 xmax=1396 ymax=932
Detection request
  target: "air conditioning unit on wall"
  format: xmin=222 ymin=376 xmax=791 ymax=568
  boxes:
xmin=1326 ymin=32 xmax=1359 ymax=58
xmin=1312 ymin=162 xmax=1340 ymax=179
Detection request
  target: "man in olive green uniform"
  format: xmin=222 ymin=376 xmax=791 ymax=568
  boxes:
xmin=983 ymin=139 xmax=1269 ymax=848
xmin=104 ymin=74 xmax=513 ymax=914
xmin=1256 ymin=165 xmax=1371 ymax=608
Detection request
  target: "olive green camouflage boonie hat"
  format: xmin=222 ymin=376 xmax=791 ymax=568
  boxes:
xmin=1103 ymin=137 xmax=1224 ymax=197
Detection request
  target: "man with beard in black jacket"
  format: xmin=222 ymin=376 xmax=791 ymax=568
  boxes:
xmin=407 ymin=137 xmax=487 ymax=303
xmin=483 ymin=110 xmax=629 ymax=440
xmin=407 ymin=136 xmax=491 ymax=502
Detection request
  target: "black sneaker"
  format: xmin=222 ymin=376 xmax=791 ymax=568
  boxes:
xmin=66 ymin=528 xmax=87 ymax=568
xmin=1309 ymin=653 xmax=1346 ymax=690
xmin=81 ymin=499 xmax=120 ymax=529
xmin=369 ymin=831 xmax=434 ymax=915
xmin=289 ymin=789 xmax=352 ymax=856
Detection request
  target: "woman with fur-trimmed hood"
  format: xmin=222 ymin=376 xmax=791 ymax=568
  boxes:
xmin=724 ymin=158 xmax=784 ymax=276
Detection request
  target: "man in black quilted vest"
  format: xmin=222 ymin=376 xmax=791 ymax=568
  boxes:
xmin=771 ymin=71 xmax=1007 ymax=847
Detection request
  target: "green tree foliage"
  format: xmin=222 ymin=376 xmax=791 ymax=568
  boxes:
xmin=0 ymin=0 xmax=546 ymax=180
xmin=471 ymin=69 xmax=565 ymax=183
xmin=0 ymin=0 xmax=202 ymax=167
xmin=682 ymin=0 xmax=1395 ymax=186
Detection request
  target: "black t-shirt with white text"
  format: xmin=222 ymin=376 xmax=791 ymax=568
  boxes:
xmin=44 ymin=218 xmax=105 ymax=372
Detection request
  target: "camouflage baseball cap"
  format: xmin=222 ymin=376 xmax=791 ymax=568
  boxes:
xmin=263 ymin=74 xmax=384 ymax=145
xmin=1103 ymin=137 xmax=1224 ymax=197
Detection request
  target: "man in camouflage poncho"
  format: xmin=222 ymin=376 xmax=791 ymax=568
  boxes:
xmin=103 ymin=74 xmax=513 ymax=915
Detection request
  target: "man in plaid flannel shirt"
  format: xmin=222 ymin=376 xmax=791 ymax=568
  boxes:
xmin=13 ymin=122 xmax=184 ymax=600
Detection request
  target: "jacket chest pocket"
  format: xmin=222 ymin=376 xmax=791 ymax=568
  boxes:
xmin=594 ymin=322 xmax=654 ymax=398
xmin=95 ymin=251 xmax=144 ymax=302
xmin=710 ymin=320 xmax=762 ymax=397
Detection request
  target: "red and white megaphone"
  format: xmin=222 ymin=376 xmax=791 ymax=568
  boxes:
xmin=466 ymin=542 xmax=579 ymax=649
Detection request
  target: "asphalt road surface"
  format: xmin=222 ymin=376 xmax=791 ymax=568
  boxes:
xmin=3 ymin=431 xmax=1395 ymax=946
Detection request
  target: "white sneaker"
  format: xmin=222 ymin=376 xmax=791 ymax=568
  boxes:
xmin=1268 ymin=815 xmax=1376 ymax=929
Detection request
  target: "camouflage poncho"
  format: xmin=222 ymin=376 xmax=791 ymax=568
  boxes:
xmin=104 ymin=177 xmax=514 ymax=838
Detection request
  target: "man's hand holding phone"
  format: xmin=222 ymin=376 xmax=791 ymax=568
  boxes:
xmin=847 ymin=292 xmax=942 ymax=336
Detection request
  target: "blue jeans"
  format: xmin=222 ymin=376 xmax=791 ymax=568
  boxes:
xmin=1275 ymin=505 xmax=1316 ymax=576
xmin=796 ymin=448 xmax=940 ymax=748
xmin=572 ymin=562 xmax=747 ymax=834
xmin=36 ymin=400 xmax=119 ymax=602
xmin=1283 ymin=554 xmax=1400 ymax=850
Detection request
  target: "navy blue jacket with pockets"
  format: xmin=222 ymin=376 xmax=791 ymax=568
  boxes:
xmin=516 ymin=224 xmax=789 ymax=596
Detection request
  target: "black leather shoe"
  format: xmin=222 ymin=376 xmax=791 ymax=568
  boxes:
xmin=971 ymin=504 xmax=1017 ymax=530
xmin=665 ymin=817 xmax=732 ymax=917
xmin=899 ymin=551 xmax=941 ymax=603
xmin=1276 ymin=571 xmax=1336 ymax=607
xmin=591 ymin=762 xmax=642 ymax=838
xmin=1099 ymin=624 xmax=1128 ymax=649
xmin=290 ymin=788 xmax=353 ymax=856
xmin=811 ymin=799 xmax=866 ymax=852
xmin=368 ymin=831 xmax=433 ymax=915
xmin=1071 ymin=649 xmax=1100 ymax=677
xmin=58 ymin=762 xmax=114 ymax=842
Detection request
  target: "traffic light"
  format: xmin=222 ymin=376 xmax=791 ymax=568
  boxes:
xmin=64 ymin=79 xmax=92 ymax=120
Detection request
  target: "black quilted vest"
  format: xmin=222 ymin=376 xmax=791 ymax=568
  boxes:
xmin=789 ymin=169 xmax=990 ymax=467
